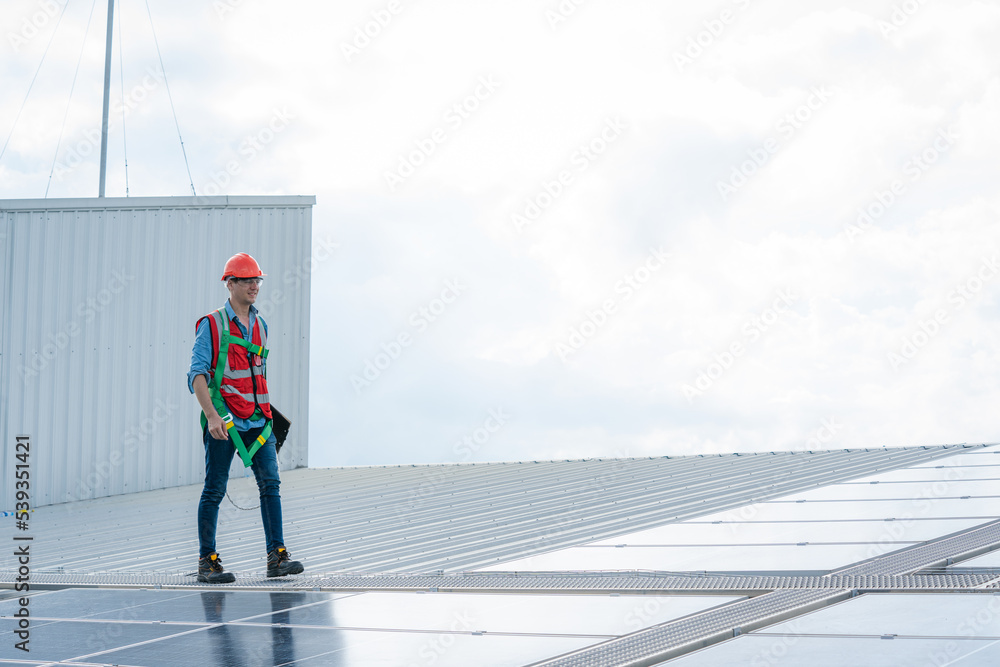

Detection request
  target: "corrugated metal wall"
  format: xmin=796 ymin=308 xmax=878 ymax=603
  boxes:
xmin=0 ymin=195 xmax=313 ymax=509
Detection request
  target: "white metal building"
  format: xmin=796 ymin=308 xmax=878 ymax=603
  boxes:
xmin=0 ymin=195 xmax=315 ymax=509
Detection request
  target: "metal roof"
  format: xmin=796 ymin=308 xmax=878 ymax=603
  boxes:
xmin=4 ymin=444 xmax=1000 ymax=666
xmin=2 ymin=445 xmax=980 ymax=576
xmin=0 ymin=195 xmax=317 ymax=211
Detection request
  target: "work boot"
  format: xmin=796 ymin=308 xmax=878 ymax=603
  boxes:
xmin=267 ymin=546 xmax=304 ymax=577
xmin=198 ymin=552 xmax=236 ymax=584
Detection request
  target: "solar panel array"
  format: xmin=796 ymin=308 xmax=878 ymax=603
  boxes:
xmin=3 ymin=444 xmax=1000 ymax=666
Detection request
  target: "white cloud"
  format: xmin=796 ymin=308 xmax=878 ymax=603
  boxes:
xmin=2 ymin=0 xmax=999 ymax=465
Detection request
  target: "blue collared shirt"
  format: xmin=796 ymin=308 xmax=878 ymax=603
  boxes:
xmin=188 ymin=299 xmax=268 ymax=430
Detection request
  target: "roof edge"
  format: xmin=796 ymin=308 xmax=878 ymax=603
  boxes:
xmin=0 ymin=194 xmax=316 ymax=211
xmin=315 ymin=442 xmax=995 ymax=471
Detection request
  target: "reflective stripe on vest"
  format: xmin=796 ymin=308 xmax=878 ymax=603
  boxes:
xmin=197 ymin=307 xmax=273 ymax=467
xmin=205 ymin=309 xmax=273 ymax=421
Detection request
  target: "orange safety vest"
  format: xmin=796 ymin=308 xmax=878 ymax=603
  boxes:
xmin=199 ymin=308 xmax=273 ymax=421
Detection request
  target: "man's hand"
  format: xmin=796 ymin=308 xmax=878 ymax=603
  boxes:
xmin=206 ymin=413 xmax=227 ymax=440
xmin=193 ymin=375 xmax=228 ymax=440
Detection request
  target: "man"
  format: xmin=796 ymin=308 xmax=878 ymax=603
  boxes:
xmin=188 ymin=252 xmax=303 ymax=583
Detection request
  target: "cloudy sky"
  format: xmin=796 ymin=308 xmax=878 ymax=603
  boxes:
xmin=2 ymin=0 xmax=998 ymax=467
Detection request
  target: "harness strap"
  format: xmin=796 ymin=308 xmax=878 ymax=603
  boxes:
xmin=201 ymin=308 xmax=272 ymax=467
xmin=223 ymin=415 xmax=273 ymax=467
xmin=228 ymin=336 xmax=268 ymax=358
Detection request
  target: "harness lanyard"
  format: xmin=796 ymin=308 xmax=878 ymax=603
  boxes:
xmin=203 ymin=308 xmax=272 ymax=467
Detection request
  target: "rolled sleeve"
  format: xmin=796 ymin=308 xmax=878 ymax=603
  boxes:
xmin=187 ymin=318 xmax=213 ymax=393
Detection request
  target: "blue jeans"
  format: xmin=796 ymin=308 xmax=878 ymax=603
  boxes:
xmin=198 ymin=425 xmax=284 ymax=558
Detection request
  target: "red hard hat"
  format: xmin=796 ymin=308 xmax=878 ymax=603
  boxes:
xmin=221 ymin=253 xmax=266 ymax=281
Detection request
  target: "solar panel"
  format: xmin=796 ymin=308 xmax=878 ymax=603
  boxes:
xmin=3 ymin=445 xmax=1000 ymax=665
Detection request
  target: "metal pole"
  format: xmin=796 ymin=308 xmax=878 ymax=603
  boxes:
xmin=98 ymin=0 xmax=114 ymax=197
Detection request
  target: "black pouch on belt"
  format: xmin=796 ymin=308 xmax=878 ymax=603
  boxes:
xmin=271 ymin=407 xmax=291 ymax=454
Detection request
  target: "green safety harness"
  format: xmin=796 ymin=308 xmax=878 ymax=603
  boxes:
xmin=200 ymin=308 xmax=272 ymax=467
